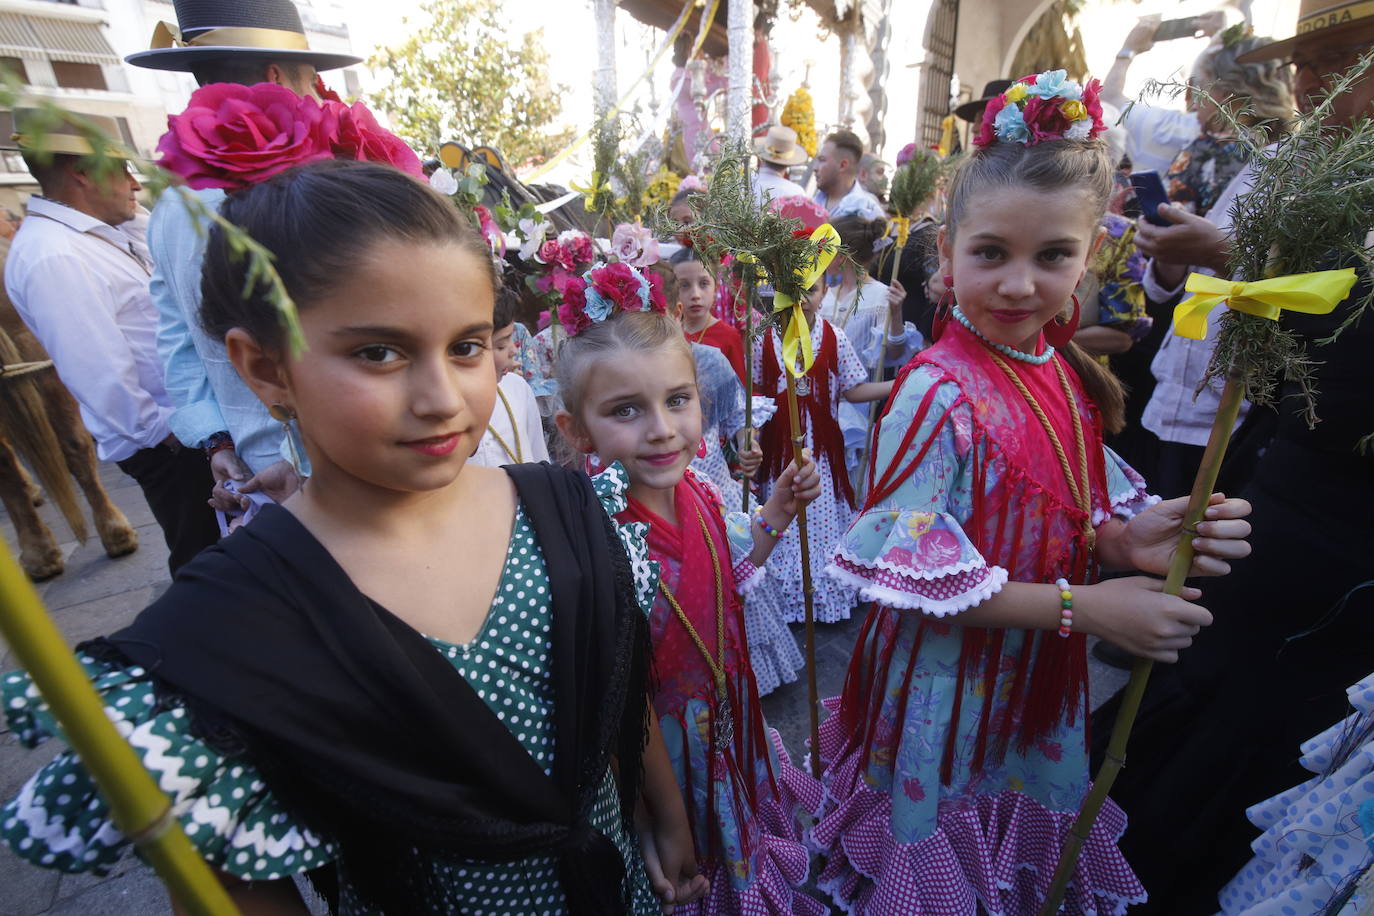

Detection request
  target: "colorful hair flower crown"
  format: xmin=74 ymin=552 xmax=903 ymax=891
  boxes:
xmin=975 ymin=69 xmax=1107 ymax=149
xmin=557 ymin=261 xmax=667 ymax=337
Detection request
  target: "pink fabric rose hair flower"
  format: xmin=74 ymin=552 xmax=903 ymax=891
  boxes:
xmin=158 ymin=82 xmax=422 ymax=191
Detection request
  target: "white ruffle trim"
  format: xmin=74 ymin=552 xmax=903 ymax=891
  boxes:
xmin=734 ymin=559 xmax=766 ymax=597
xmin=825 ymin=561 xmax=1009 ymax=617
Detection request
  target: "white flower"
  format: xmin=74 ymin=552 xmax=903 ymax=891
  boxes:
xmin=428 ymin=168 xmax=459 ymax=196
xmin=518 ymin=218 xmax=551 ymax=261
xmin=1065 ymin=119 xmax=1093 ymax=141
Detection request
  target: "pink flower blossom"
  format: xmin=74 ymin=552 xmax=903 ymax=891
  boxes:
xmin=157 ymin=82 xmax=334 ymax=190
xmin=588 ymin=262 xmax=647 ymax=311
xmin=538 ymin=239 xmax=576 ymax=271
xmin=914 ymin=528 xmax=962 ymax=569
xmin=556 ymin=276 xmax=591 ymax=335
xmin=1081 ymin=79 xmax=1107 ymax=137
xmin=611 ymin=222 xmax=660 ymax=267
xmin=557 ymin=231 xmax=595 ymax=268
xmin=323 ymin=100 xmax=423 ymax=177
xmin=975 ymin=94 xmax=1008 ymax=148
xmin=473 ymin=205 xmax=506 ymax=257
xmin=646 ymin=272 xmax=668 ymax=313
xmin=1021 ymin=95 xmax=1073 ymax=144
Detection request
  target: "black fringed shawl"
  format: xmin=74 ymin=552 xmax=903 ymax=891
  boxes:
xmin=101 ymin=463 xmax=652 ymax=914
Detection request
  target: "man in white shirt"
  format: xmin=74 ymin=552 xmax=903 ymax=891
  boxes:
xmin=750 ymin=124 xmax=807 ymax=206
xmin=812 ymin=129 xmax=885 ymax=221
xmin=1101 ymin=12 xmax=1229 ymax=173
xmin=4 ymin=111 xmax=219 ymax=573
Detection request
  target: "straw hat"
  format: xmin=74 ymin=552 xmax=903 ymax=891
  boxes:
xmin=1238 ymin=0 xmax=1374 ymax=62
xmin=7 ymin=109 xmax=133 ymax=159
xmin=753 ymin=125 xmax=810 ymax=167
xmin=126 ymin=0 xmax=362 ymax=72
xmin=954 ymin=79 xmax=1014 ymax=123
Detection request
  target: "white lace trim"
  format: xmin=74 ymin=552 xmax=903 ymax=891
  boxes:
xmin=825 ymin=562 xmax=1009 ymax=617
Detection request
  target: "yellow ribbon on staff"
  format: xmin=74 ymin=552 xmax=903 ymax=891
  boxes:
xmin=893 ymin=216 xmax=911 ymax=252
xmin=571 ymin=170 xmax=610 ymax=204
xmin=1174 ymin=269 xmax=1358 ymax=339
xmin=771 ymin=224 xmax=841 ymax=377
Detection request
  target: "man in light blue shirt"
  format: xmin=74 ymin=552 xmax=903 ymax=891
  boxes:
xmin=812 ymin=129 xmax=886 ymax=221
xmin=150 ymin=188 xmax=307 ymax=484
xmin=128 ymin=0 xmax=360 ymax=506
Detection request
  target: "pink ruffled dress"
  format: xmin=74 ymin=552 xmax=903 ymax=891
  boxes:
xmin=806 ymin=321 xmax=1157 ymax=915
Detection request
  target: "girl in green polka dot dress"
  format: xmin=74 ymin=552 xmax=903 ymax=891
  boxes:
xmin=1 ymin=161 xmax=707 ymax=915
xmin=555 ymin=305 xmax=829 ymax=916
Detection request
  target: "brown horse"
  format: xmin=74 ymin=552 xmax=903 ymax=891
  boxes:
xmin=0 ymin=242 xmax=139 ymax=580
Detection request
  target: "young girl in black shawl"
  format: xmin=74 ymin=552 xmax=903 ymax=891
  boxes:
xmin=0 ymin=161 xmax=706 ymax=915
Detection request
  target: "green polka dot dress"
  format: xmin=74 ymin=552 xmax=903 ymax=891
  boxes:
xmin=1 ymin=481 xmax=661 ymax=916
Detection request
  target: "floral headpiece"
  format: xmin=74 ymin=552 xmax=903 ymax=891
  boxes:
xmin=557 ymin=261 xmax=667 ymax=337
xmin=975 ymin=69 xmax=1107 ymax=149
xmin=158 ymin=82 xmax=423 ymax=191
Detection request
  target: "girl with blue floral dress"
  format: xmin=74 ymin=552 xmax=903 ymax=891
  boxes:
xmin=0 ymin=162 xmax=703 ymax=915
xmin=554 ymin=299 xmax=827 ymax=916
xmin=805 ymin=73 xmax=1254 ymax=915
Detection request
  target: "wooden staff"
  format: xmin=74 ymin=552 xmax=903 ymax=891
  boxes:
xmin=741 ymin=275 xmax=755 ymax=514
xmin=0 ymin=541 xmax=241 ymax=915
xmin=1037 ymin=369 xmax=1245 ymax=915
xmin=784 ymin=364 xmax=823 ymax=778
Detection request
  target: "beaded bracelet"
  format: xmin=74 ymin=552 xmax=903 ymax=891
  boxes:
xmin=753 ymin=507 xmax=783 ymax=539
xmin=1055 ymin=577 xmax=1074 ymax=638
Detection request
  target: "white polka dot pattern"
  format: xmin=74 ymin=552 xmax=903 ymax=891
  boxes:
xmin=0 ymin=496 xmax=660 ymax=915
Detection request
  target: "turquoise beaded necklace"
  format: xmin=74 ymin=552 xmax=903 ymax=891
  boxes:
xmin=951 ymin=305 xmax=1055 ymax=366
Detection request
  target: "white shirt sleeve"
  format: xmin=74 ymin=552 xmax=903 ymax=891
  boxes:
xmin=7 ymin=249 xmax=169 ymax=458
xmin=516 ymin=375 xmax=550 ymax=463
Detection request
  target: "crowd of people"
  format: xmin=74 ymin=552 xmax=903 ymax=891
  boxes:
xmin=0 ymin=0 xmax=1370 ymax=913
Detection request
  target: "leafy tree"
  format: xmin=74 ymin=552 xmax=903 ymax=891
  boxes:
xmin=366 ymin=0 xmax=574 ymax=167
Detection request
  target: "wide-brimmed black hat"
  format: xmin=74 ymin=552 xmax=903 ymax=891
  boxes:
xmin=954 ymin=79 xmax=1014 ymax=123
xmin=126 ymin=0 xmax=362 ymax=73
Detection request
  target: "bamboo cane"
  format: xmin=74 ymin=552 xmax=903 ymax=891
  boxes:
xmin=0 ymin=541 xmax=240 ymax=914
xmin=742 ymin=277 xmax=755 ymax=515
xmin=1037 ymin=369 xmax=1245 ymax=915
xmin=784 ymin=370 xmax=824 ymax=778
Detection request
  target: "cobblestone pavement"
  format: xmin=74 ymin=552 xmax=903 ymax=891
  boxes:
xmin=0 ymin=463 xmax=1129 ymax=915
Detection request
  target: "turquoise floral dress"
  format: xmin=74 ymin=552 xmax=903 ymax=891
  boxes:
xmin=0 ymin=468 xmax=660 ymax=916
xmin=808 ymin=323 xmax=1158 ymax=915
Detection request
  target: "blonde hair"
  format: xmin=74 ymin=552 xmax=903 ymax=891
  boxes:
xmin=1193 ymin=37 xmax=1295 ymax=141
xmin=555 ymin=311 xmax=697 ymax=423
xmin=943 ymin=139 xmax=1127 ymax=433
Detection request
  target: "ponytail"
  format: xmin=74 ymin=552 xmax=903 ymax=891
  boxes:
xmin=1058 ymin=338 xmax=1125 ymax=435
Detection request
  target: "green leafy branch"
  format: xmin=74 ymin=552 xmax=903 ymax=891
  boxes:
xmin=654 ymin=140 xmax=844 ymax=340
xmin=0 ymin=86 xmax=306 ymax=357
xmin=1139 ymin=52 xmax=1374 ymax=423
